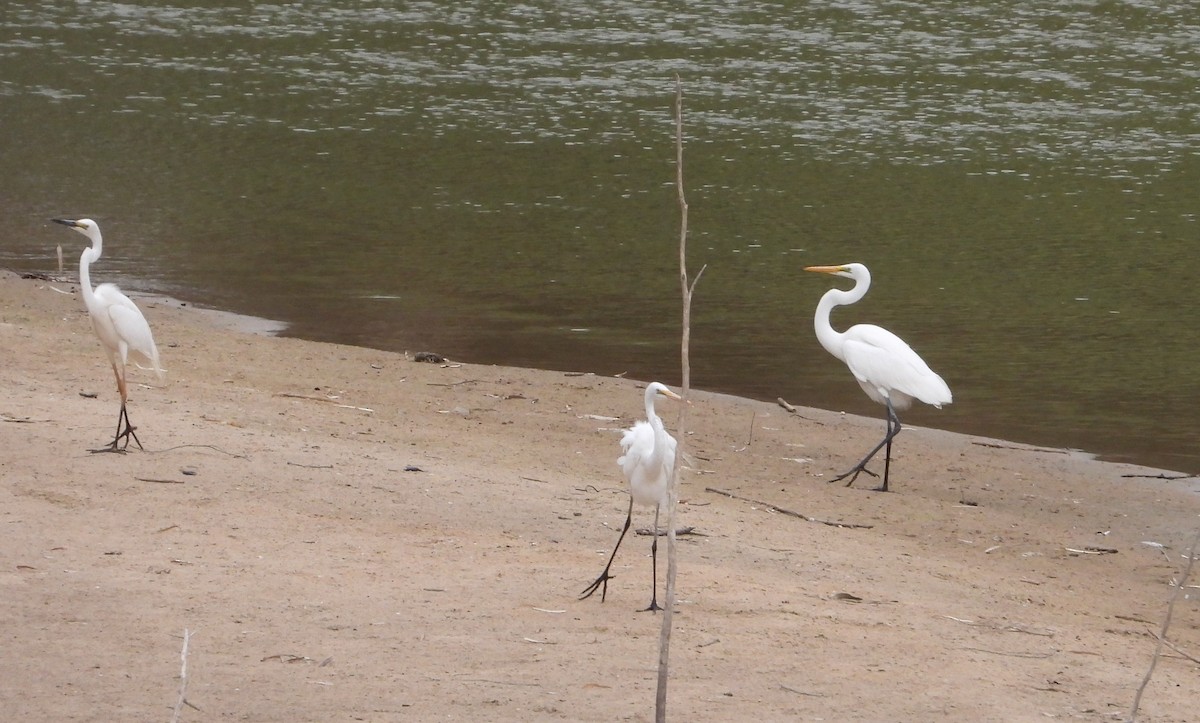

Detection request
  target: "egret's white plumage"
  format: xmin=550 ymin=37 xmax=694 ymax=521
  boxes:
xmin=54 ymin=218 xmax=164 ymax=451
xmin=805 ymin=263 xmax=950 ymax=491
xmin=618 ymin=389 xmax=679 ymax=508
xmin=580 ymin=382 xmax=681 ymax=612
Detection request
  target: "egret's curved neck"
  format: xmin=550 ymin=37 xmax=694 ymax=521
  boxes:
xmin=813 ymin=275 xmax=870 ymax=361
xmin=644 ymin=392 xmax=663 ymax=432
xmin=644 ymin=390 xmax=672 ymax=452
xmin=79 ymin=247 xmax=99 ymax=307
xmin=87 ymin=228 xmax=103 ymax=260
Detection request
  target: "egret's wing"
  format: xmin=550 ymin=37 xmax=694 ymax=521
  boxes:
xmin=619 ymin=421 xmax=679 ymax=476
xmin=618 ymin=421 xmax=655 ymax=479
xmin=842 ymin=324 xmax=951 ymax=407
xmin=97 ymin=284 xmax=165 ymax=380
xmin=619 ymin=420 xmax=677 ymax=507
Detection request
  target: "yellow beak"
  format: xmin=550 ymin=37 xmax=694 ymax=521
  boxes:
xmin=804 ymin=265 xmax=847 ymax=275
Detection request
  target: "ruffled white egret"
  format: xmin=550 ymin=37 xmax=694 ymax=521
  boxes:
xmin=53 ymin=218 xmax=164 ymax=451
xmin=580 ymin=382 xmax=682 ymax=612
xmin=805 ymin=263 xmax=951 ymax=492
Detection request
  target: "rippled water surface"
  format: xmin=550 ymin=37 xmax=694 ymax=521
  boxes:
xmin=2 ymin=1 xmax=1198 ymax=472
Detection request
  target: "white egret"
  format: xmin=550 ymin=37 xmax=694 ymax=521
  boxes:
xmin=580 ymin=382 xmax=682 ymax=612
xmin=53 ymin=218 xmax=164 ymax=451
xmin=804 ymin=263 xmax=951 ymax=492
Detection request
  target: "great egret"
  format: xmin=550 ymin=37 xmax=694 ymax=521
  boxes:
xmin=580 ymin=382 xmax=682 ymax=612
xmin=804 ymin=263 xmax=951 ymax=492
xmin=53 ymin=218 xmax=164 ymax=451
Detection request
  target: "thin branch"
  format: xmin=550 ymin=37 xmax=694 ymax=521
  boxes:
xmin=776 ymin=397 xmax=822 ymax=423
xmin=1156 ymin=634 xmax=1200 ymax=667
xmin=171 ymin=629 xmax=193 ymax=723
xmin=742 ymin=412 xmax=756 ymax=449
xmin=275 ymin=392 xmax=373 ymax=413
xmin=971 ymin=441 xmax=1066 ymax=454
xmin=1129 ymin=529 xmax=1200 ymax=722
xmin=656 ymin=73 xmax=697 ymax=723
xmin=780 ymin=683 xmax=826 ymax=697
xmin=957 ymin=647 xmax=1054 ymax=659
xmin=705 ymin=487 xmax=874 ymax=529
xmin=150 ymin=444 xmax=247 ymax=458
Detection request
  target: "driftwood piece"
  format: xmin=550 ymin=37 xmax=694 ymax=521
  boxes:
xmin=705 ymin=487 xmax=873 ymax=529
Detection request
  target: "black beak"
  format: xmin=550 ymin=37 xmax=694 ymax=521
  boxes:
xmin=52 ymin=218 xmax=79 ymax=228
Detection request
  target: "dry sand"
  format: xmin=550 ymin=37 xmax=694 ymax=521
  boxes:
xmin=1 ymin=269 xmax=1198 ymax=722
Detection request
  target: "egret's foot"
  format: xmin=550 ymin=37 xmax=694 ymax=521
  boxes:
xmin=89 ymin=444 xmax=128 ymax=455
xmin=830 ymin=464 xmax=879 ymax=487
xmin=113 ymin=422 xmax=143 ymax=451
xmin=122 ymin=428 xmax=144 ymax=451
xmin=640 ymin=600 xmax=661 ymax=613
xmin=579 ymin=572 xmax=613 ymax=603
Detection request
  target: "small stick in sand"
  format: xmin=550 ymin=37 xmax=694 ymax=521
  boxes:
xmin=171 ymin=629 xmax=194 ymax=722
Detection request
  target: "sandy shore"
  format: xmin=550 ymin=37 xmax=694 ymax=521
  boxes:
xmin=1 ymin=269 xmax=1198 ymax=722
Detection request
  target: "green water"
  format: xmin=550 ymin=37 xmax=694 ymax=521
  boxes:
xmin=1 ymin=1 xmax=1197 ymax=472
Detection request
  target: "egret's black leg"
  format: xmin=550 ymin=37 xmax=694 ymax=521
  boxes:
xmin=93 ymin=404 xmax=140 ymax=454
xmin=580 ymin=497 xmax=634 ymax=603
xmin=103 ymin=403 xmax=142 ymax=452
xmin=879 ymin=401 xmax=901 ymax=492
xmin=110 ymin=406 xmax=125 ymax=450
xmin=641 ymin=505 xmax=662 ymax=613
xmin=831 ymin=398 xmax=901 ymax=492
xmin=94 ymin=367 xmax=142 ymax=454
xmin=116 ymin=403 xmax=144 ymax=451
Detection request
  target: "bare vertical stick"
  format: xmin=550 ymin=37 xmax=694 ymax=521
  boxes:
xmin=1128 ymin=528 xmax=1200 ymax=722
xmin=656 ymin=74 xmax=705 ymax=723
xmin=171 ymin=628 xmax=193 ymax=723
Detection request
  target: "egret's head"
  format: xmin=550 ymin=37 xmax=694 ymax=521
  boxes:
xmin=52 ymin=218 xmax=98 ymax=237
xmin=647 ymin=382 xmax=682 ymax=401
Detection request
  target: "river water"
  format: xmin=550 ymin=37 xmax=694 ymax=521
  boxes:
xmin=1 ymin=2 xmax=1197 ymax=472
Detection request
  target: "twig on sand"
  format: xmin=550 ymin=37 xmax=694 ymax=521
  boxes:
xmin=276 ymin=392 xmax=373 ymax=412
xmin=734 ymin=412 xmax=756 ymax=451
xmin=705 ymin=487 xmax=873 ymax=529
xmin=137 ymin=477 xmax=185 ymax=484
xmin=942 ymin=616 xmax=1054 ymax=637
xmin=958 ymin=647 xmax=1054 ymax=659
xmin=780 ymin=683 xmax=826 ymax=697
xmin=1065 ymin=546 xmax=1118 ymax=555
xmin=171 ymin=629 xmax=194 ymax=723
xmin=1 ymin=413 xmax=40 ymax=423
xmin=454 ymin=677 xmax=541 ymax=687
xmin=1130 ymin=529 xmax=1200 ymax=721
xmin=775 ymin=398 xmax=821 ymax=423
xmin=152 ymin=444 xmax=247 ymax=458
xmin=971 ymin=441 xmax=1066 ymax=454
xmin=1152 ymin=633 xmax=1200 ymax=666
xmin=1121 ymin=472 xmax=1195 ymax=481
xmin=636 ymin=526 xmax=700 ymax=537
xmin=287 ymin=461 xmax=333 ymax=470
